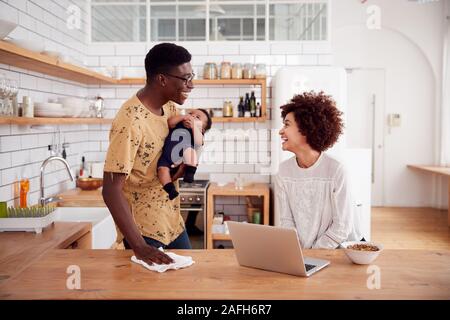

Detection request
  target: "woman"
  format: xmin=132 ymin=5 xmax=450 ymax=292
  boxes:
xmin=275 ymin=91 xmax=362 ymax=249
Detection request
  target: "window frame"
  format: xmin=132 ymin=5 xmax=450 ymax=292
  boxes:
xmin=87 ymin=0 xmax=330 ymax=44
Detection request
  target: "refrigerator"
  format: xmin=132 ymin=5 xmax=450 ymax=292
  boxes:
xmin=271 ymin=66 xmax=371 ymax=240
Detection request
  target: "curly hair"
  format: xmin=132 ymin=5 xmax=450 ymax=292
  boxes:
xmin=280 ymin=91 xmax=344 ymax=152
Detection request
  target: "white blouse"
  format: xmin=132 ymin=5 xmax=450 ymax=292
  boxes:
xmin=275 ymin=153 xmax=362 ymax=249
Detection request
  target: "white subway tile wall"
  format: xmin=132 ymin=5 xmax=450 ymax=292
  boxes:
xmin=0 ymin=1 xmax=332 ymax=211
xmin=0 ymin=0 xmax=90 ymax=206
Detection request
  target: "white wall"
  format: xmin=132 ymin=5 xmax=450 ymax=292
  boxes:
xmin=331 ymin=0 xmax=447 ymax=208
xmin=0 ymin=0 xmax=90 ymax=206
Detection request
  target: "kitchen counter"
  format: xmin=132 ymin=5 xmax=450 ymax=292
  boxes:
xmin=57 ymin=188 xmax=105 ymax=207
xmin=408 ymin=165 xmax=450 ymax=226
xmin=0 ymin=249 xmax=448 ymax=299
xmin=0 ymin=222 xmax=91 ymax=285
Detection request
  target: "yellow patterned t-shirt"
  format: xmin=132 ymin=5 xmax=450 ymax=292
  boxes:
xmin=104 ymin=94 xmax=184 ymax=245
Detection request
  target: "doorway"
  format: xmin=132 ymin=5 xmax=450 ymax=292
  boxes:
xmin=346 ymin=68 xmax=385 ymax=206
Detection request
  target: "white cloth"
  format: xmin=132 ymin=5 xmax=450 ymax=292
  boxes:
xmin=275 ymin=153 xmax=362 ymax=249
xmin=131 ymin=248 xmax=195 ymax=273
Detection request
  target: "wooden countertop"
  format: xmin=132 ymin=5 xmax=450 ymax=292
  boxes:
xmin=207 ymin=182 xmax=269 ymax=196
xmin=0 ymin=249 xmax=448 ymax=300
xmin=56 ymin=183 xmax=271 ymax=207
xmin=408 ymin=165 xmax=450 ymax=177
xmin=57 ymin=188 xmax=105 ymax=207
xmin=408 ymin=165 xmax=450 ymax=226
xmin=0 ymin=222 xmax=91 ymax=285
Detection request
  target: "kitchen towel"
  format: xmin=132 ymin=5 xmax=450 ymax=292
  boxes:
xmin=131 ymin=248 xmax=195 ymax=273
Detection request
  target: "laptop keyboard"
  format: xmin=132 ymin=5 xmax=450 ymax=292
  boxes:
xmin=305 ymin=264 xmax=316 ymax=272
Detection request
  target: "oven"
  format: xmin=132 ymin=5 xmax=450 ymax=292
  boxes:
xmin=178 ymin=180 xmax=209 ymax=249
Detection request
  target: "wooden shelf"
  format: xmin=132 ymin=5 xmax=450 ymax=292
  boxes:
xmin=0 ymin=116 xmax=113 ymax=125
xmin=211 ymin=233 xmax=231 ymax=241
xmin=0 ymin=40 xmax=268 ymax=123
xmin=118 ymin=77 xmax=268 ymax=123
xmin=0 ymin=40 xmax=117 ymax=85
xmin=116 ymin=78 xmax=266 ymax=86
xmin=212 ymin=116 xmax=265 ymax=123
xmin=206 ymin=182 xmax=270 ymax=249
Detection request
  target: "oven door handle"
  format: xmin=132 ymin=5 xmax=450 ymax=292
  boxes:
xmin=180 ymin=207 xmax=203 ymax=212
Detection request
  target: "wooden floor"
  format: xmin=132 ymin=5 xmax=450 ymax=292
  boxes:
xmin=371 ymin=207 xmax=450 ymax=250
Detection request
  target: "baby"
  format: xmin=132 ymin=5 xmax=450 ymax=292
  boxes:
xmin=158 ymin=108 xmax=212 ymax=200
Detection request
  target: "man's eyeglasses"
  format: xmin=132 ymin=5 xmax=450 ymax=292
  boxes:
xmin=164 ymin=73 xmax=195 ymax=85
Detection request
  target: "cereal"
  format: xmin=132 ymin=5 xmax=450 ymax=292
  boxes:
xmin=347 ymin=244 xmax=379 ymax=251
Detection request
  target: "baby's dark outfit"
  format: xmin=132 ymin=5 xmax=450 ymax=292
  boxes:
xmin=158 ymin=122 xmax=198 ymax=199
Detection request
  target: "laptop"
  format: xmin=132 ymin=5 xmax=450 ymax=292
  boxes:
xmin=227 ymin=221 xmax=330 ymax=277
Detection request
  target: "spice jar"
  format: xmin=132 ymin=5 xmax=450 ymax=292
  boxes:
xmin=255 ymin=63 xmax=267 ymax=79
xmin=231 ymin=63 xmax=243 ymax=79
xmin=243 ymin=63 xmax=255 ymax=79
xmin=220 ymin=62 xmax=231 ymax=79
xmin=203 ymin=62 xmax=218 ymax=79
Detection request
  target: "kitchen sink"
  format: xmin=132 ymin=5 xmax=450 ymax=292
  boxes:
xmin=54 ymin=207 xmax=117 ymax=249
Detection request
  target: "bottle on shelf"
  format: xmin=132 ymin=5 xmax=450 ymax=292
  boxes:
xmin=244 ymin=93 xmax=251 ymax=118
xmin=237 ymin=96 xmax=245 ymax=117
xmin=79 ymin=156 xmax=87 ymax=178
xmin=256 ymin=102 xmax=261 ymax=117
xmin=19 ymin=177 xmax=30 ymax=208
xmin=250 ymin=91 xmax=256 ymax=117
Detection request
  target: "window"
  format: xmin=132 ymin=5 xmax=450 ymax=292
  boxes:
xmin=91 ymin=0 xmax=147 ymax=42
xmin=269 ymin=2 xmax=328 ymax=40
xmin=90 ymin=0 xmax=328 ymax=42
xmin=209 ymin=4 xmax=266 ymax=41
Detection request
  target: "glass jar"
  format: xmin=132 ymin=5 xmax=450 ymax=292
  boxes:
xmin=203 ymin=62 xmax=218 ymax=80
xmin=213 ymin=108 xmax=223 ymax=118
xmin=243 ymin=63 xmax=255 ymax=79
xmin=255 ymin=63 xmax=267 ymax=79
xmin=231 ymin=63 xmax=243 ymax=79
xmin=223 ymin=101 xmax=233 ymax=117
xmin=220 ymin=62 xmax=231 ymax=79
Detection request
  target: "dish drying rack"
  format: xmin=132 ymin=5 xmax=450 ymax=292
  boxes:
xmin=0 ymin=204 xmax=57 ymax=234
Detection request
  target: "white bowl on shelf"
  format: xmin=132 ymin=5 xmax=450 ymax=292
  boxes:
xmin=340 ymin=241 xmax=384 ymax=265
xmin=63 ymin=106 xmax=77 ymax=117
xmin=0 ymin=19 xmax=18 ymax=39
xmin=57 ymin=97 xmax=91 ymax=117
xmin=34 ymin=102 xmax=66 ymax=118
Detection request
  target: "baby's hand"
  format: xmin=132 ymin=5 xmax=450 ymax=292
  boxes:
xmin=182 ymin=115 xmax=195 ymax=129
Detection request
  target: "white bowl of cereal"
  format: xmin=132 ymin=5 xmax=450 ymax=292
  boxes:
xmin=341 ymin=241 xmax=383 ymax=265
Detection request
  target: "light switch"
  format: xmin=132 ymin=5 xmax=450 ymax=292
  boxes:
xmin=387 ymin=113 xmax=401 ymax=127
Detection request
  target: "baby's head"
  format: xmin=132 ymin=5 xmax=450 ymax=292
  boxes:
xmin=187 ymin=108 xmax=212 ymax=134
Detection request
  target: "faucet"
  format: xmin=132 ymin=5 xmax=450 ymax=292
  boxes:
xmin=40 ymin=156 xmax=75 ymax=206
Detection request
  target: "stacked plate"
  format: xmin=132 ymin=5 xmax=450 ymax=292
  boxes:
xmin=34 ymin=102 xmax=67 ymax=118
xmin=58 ymin=97 xmax=91 ymax=117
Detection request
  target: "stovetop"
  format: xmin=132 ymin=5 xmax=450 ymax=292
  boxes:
xmin=179 ymin=179 xmax=210 ymax=192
